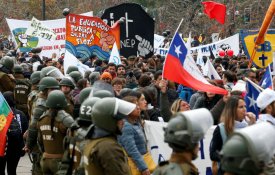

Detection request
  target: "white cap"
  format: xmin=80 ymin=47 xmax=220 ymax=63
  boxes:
xmin=256 ymin=88 xmax=275 ymax=110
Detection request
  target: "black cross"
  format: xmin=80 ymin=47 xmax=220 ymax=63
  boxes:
xmin=259 ymin=54 xmax=268 ymax=67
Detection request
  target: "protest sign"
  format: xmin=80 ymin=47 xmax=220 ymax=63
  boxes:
xmin=25 ymin=17 xmax=57 ymax=41
xmin=101 ymin=3 xmax=155 ymax=58
xmin=65 ymin=13 xmax=120 ymax=60
xmin=155 ymin=34 xmax=239 ymax=61
xmin=6 ymin=12 xmax=92 ymax=58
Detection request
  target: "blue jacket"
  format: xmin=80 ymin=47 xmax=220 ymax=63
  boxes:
xmin=118 ymin=120 xmax=148 ymax=171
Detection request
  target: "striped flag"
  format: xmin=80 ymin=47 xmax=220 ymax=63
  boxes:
xmin=0 ymin=92 xmax=14 ymax=156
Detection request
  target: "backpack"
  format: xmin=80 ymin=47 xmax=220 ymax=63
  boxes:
xmin=8 ymin=115 xmax=22 ymax=138
xmin=7 ymin=114 xmax=25 ymax=156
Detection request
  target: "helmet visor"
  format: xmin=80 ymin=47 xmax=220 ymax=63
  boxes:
xmin=47 ymin=68 xmax=64 ymax=80
xmin=114 ymin=98 xmax=136 ymax=118
xmin=184 ymin=108 xmax=213 ymax=143
xmin=236 ymin=122 xmax=275 ymax=164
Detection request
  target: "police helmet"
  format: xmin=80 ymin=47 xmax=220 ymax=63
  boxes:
xmin=92 ymin=97 xmax=136 ymax=133
xmin=79 ymin=87 xmax=93 ymax=104
xmin=220 ymin=123 xmax=275 ymax=175
xmin=38 ymin=77 xmax=60 ymax=91
xmin=79 ymin=97 xmax=100 ymax=123
xmin=1 ymin=56 xmax=14 ymax=70
xmin=13 ymin=65 xmax=23 ymax=74
xmin=92 ymin=90 xmax=114 ymax=98
xmin=30 ymin=71 xmax=41 ymax=85
xmin=59 ymin=77 xmax=75 ymax=89
xmin=66 ymin=66 xmax=78 ymax=75
xmin=46 ymin=90 xmax=68 ymax=108
xmin=40 ymin=66 xmax=64 ymax=79
xmin=164 ymin=108 xmax=213 ymax=152
xmin=69 ymin=71 xmax=83 ymax=84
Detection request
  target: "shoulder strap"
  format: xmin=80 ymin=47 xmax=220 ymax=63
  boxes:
xmin=218 ymin=123 xmax=227 ymax=144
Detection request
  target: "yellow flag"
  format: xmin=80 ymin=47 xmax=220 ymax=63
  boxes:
xmin=242 ymin=32 xmax=275 ymax=68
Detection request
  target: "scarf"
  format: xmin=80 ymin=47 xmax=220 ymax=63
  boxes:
xmin=234 ymin=120 xmax=248 ymax=129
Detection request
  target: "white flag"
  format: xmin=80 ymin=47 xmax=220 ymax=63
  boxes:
xmin=108 ymin=42 xmax=121 ymax=65
xmin=203 ymin=58 xmax=221 ymax=80
xmin=25 ymin=17 xmax=57 ymax=41
xmin=64 ymin=50 xmax=94 ymax=76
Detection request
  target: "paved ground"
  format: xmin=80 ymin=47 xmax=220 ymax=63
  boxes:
xmin=17 ymin=154 xmax=32 ymax=175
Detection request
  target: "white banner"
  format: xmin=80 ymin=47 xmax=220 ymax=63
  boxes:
xmin=6 ymin=12 xmax=92 ymax=58
xmin=154 ymin=34 xmax=165 ymax=49
xmin=144 ymin=121 xmax=215 ymax=175
xmin=64 ymin=50 xmax=94 ymax=76
xmin=154 ymin=34 xmax=239 ymax=60
xmin=25 ymin=17 xmax=57 ymax=41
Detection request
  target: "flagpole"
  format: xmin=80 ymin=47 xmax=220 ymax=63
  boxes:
xmin=175 ymin=18 xmax=184 ymax=35
xmin=162 ymin=18 xmax=184 ymax=80
xmin=269 ymin=65 xmax=274 ymax=90
xmin=244 ymin=77 xmax=264 ymax=91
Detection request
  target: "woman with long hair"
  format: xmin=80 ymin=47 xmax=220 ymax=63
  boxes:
xmin=210 ymin=95 xmax=256 ymax=175
xmin=118 ymin=96 xmax=155 ymax=175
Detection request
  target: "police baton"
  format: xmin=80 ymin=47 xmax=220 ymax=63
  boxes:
xmin=28 ymin=152 xmax=33 ymax=163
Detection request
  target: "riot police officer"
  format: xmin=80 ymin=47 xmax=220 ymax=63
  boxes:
xmin=58 ymin=97 xmax=99 ymax=175
xmin=38 ymin=90 xmax=74 ymax=174
xmin=25 ymin=77 xmax=60 ymax=175
xmin=83 ymin=97 xmax=137 ymax=175
xmin=220 ymin=122 xmax=275 ymax=175
xmin=13 ymin=65 xmax=31 ymax=119
xmin=0 ymin=56 xmax=15 ymax=92
xmin=27 ymin=71 xmax=41 ymax=119
xmin=153 ymin=108 xmax=213 ymax=175
xmin=59 ymin=77 xmax=75 ymax=116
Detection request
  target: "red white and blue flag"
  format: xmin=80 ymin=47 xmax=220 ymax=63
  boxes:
xmin=259 ymin=65 xmax=273 ymax=89
xmin=245 ymin=81 xmax=260 ymax=119
xmin=163 ymin=32 xmax=227 ymax=95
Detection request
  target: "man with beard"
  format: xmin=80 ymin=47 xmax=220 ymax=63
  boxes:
xmin=116 ymin=64 xmax=126 ymax=78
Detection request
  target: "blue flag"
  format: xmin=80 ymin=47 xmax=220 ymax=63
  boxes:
xmin=259 ymin=66 xmax=273 ymax=89
xmin=244 ymin=81 xmax=261 ymax=119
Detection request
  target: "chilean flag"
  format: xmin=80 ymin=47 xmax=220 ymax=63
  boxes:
xmin=259 ymin=65 xmax=273 ymax=89
xmin=163 ymin=32 xmax=227 ymax=95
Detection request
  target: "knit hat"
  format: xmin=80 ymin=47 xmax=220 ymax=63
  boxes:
xmin=101 ymin=72 xmax=112 ymax=80
xmin=256 ymin=88 xmax=275 ymax=111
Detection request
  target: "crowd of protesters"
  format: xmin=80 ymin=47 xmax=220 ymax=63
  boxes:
xmin=0 ymin=34 xmax=274 ymax=175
